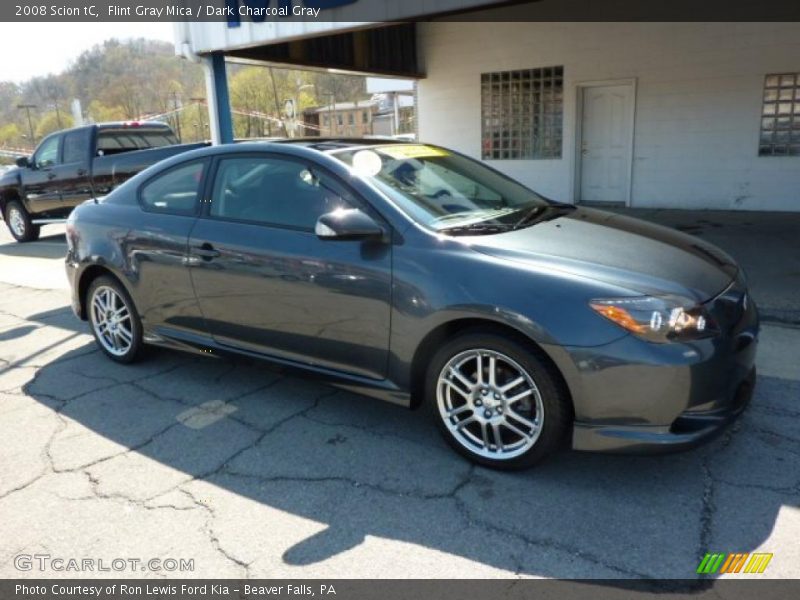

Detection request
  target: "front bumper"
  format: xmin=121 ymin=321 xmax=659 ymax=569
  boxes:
xmin=65 ymin=251 xmax=83 ymax=319
xmin=572 ymin=366 xmax=755 ymax=453
xmin=566 ymin=278 xmax=759 ymax=454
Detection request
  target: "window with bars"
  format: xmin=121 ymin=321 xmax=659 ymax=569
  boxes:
xmin=759 ymin=72 xmax=800 ymax=156
xmin=481 ymin=66 xmax=563 ymax=160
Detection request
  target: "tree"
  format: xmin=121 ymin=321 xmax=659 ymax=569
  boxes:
xmin=35 ymin=111 xmax=73 ymax=139
xmin=87 ymin=100 xmax=126 ymax=123
xmin=0 ymin=123 xmax=20 ymax=147
xmin=0 ymin=37 xmax=379 ymax=145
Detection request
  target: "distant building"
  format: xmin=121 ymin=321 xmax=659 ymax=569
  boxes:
xmin=302 ymin=94 xmax=415 ymax=137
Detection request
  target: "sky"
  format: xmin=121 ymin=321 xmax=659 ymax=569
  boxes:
xmin=0 ymin=23 xmax=176 ymax=83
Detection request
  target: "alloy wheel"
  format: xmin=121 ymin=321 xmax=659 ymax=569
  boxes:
xmin=436 ymin=348 xmax=544 ymax=460
xmin=90 ymin=285 xmax=134 ymax=357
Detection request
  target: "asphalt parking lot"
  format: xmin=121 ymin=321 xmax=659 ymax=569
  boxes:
xmin=0 ymin=211 xmax=798 ymax=580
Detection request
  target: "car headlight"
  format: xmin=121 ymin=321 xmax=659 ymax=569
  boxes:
xmin=589 ymin=295 xmax=718 ymax=343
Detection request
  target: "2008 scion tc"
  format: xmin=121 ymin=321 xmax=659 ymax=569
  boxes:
xmin=66 ymin=140 xmax=758 ymax=469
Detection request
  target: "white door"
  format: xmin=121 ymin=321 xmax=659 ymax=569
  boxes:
xmin=579 ymin=83 xmax=634 ymax=203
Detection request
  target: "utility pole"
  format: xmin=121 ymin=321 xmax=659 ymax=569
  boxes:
xmin=324 ymin=92 xmax=335 ymax=137
xmin=53 ymin=99 xmax=63 ymax=129
xmin=267 ymin=67 xmax=288 ymax=137
xmin=190 ymin=97 xmax=205 ymax=140
xmin=17 ymin=104 xmax=37 ymax=146
xmin=172 ymin=91 xmax=182 ymax=142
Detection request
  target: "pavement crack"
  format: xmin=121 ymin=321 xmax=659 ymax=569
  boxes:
xmin=0 ymin=472 xmax=46 ymax=501
xmin=451 ymin=494 xmax=654 ymax=578
xmin=697 ymin=423 xmax=741 ymax=563
xmin=178 ymin=488 xmax=251 ymax=577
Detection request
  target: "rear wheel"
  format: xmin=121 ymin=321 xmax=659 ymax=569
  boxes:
xmin=4 ymin=200 xmax=40 ymax=242
xmin=426 ymin=329 xmax=571 ymax=469
xmin=87 ymin=276 xmax=144 ymax=364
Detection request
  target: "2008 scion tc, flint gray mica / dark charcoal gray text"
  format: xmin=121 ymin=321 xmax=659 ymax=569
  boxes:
xmin=65 ymin=140 xmax=758 ymax=469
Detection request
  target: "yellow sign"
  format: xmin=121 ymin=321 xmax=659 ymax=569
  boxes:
xmin=378 ymin=145 xmax=450 ymax=160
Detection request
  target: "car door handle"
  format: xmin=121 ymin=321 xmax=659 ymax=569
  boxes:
xmin=192 ymin=243 xmax=221 ymax=260
xmin=47 ymin=172 xmax=57 ymax=180
xmin=77 ymin=168 xmax=87 ymax=176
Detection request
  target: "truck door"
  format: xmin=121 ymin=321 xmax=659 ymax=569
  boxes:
xmin=59 ymin=127 xmax=94 ymax=209
xmin=21 ymin=134 xmax=62 ymax=215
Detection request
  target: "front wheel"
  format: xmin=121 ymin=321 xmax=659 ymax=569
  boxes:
xmin=426 ymin=330 xmax=571 ymax=469
xmin=87 ymin=276 xmax=144 ymax=364
xmin=4 ymin=200 xmax=40 ymax=242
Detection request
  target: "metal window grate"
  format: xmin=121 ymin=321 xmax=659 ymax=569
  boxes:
xmin=759 ymin=72 xmax=800 ymax=156
xmin=481 ymin=66 xmax=563 ymax=160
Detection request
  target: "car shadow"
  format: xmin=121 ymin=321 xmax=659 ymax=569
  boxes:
xmin=18 ymin=313 xmax=799 ymax=580
xmin=0 ymin=232 xmax=66 ymax=259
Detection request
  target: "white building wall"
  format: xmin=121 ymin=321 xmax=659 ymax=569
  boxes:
xmin=417 ymin=22 xmax=800 ymax=211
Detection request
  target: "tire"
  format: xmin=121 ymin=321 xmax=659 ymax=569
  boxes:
xmin=425 ymin=328 xmax=571 ymax=470
xmin=86 ymin=275 xmax=144 ymax=364
xmin=4 ymin=200 xmax=40 ymax=242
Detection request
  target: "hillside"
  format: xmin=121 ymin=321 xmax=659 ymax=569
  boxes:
xmin=0 ymin=38 xmax=368 ymax=156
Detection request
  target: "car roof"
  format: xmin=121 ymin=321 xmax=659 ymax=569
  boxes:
xmin=95 ymin=121 xmax=173 ymax=131
xmin=270 ymin=137 xmax=409 ymax=153
xmin=141 ymin=137 xmax=424 ymax=174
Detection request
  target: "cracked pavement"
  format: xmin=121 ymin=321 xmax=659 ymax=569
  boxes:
xmin=0 ymin=221 xmax=799 ymax=580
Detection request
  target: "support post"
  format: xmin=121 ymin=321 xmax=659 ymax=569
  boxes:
xmin=202 ymin=52 xmax=234 ymax=145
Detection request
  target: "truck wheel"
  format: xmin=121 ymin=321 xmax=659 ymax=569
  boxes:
xmin=4 ymin=201 xmax=40 ymax=242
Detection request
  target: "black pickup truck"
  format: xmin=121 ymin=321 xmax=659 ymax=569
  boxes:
xmin=0 ymin=121 xmax=206 ymax=242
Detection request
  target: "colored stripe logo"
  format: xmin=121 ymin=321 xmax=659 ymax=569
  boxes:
xmin=697 ymin=552 xmax=773 ymax=574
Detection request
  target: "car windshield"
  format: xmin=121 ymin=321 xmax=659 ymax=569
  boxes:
xmin=333 ymin=144 xmax=556 ymax=233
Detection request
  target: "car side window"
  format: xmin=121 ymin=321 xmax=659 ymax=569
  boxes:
xmin=62 ymin=129 xmax=91 ymax=165
xmin=140 ymin=161 xmax=205 ymax=215
xmin=33 ymin=135 xmax=60 ymax=168
xmin=210 ymin=156 xmax=355 ymax=230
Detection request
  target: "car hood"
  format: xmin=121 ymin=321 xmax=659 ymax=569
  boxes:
xmin=468 ymin=207 xmax=738 ymax=301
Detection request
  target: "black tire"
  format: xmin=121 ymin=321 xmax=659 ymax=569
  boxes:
xmin=4 ymin=200 xmax=40 ymax=242
xmin=86 ymin=275 xmax=145 ymax=364
xmin=425 ymin=328 xmax=571 ymax=470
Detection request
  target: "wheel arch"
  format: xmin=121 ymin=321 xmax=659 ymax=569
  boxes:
xmin=76 ymin=264 xmax=132 ymax=321
xmin=0 ymin=188 xmax=22 ymax=217
xmin=408 ymin=317 xmax=575 ymax=417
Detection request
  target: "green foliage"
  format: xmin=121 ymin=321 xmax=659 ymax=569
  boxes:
xmin=1 ymin=37 xmax=372 ymax=150
xmin=0 ymin=123 xmax=20 ymax=146
xmin=226 ymin=64 xmax=368 ymax=138
xmin=34 ymin=112 xmax=74 ymax=139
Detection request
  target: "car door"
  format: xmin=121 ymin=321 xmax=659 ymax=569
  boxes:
xmin=59 ymin=127 xmax=94 ymax=208
xmin=128 ymin=159 xmax=208 ymax=336
xmin=21 ymin=133 xmax=62 ymax=215
xmin=187 ymin=153 xmax=392 ymax=380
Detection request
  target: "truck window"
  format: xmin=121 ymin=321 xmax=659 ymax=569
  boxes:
xmin=62 ymin=129 xmax=92 ymax=165
xmin=33 ymin=135 xmax=60 ymax=168
xmin=96 ymin=128 xmax=179 ymax=156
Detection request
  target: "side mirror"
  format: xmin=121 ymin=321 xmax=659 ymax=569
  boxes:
xmin=15 ymin=156 xmax=30 ymax=168
xmin=315 ymin=208 xmax=385 ymax=241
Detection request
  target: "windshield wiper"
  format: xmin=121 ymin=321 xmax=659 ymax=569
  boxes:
xmin=512 ymin=203 xmax=576 ymax=230
xmin=438 ymin=222 xmax=514 ymax=236
xmin=512 ymin=205 xmax=546 ymax=230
